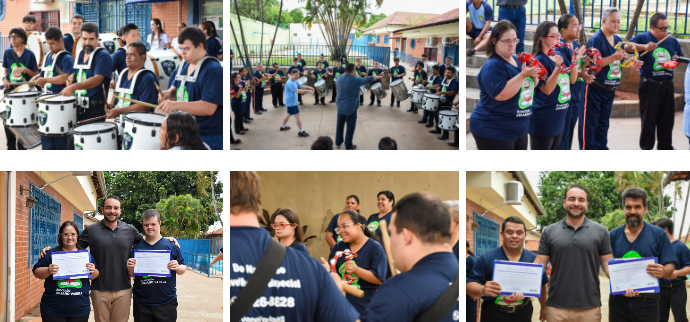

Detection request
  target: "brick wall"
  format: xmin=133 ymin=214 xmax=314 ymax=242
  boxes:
xmin=150 ymin=0 xmax=188 ymax=41
xmin=14 ymin=172 xmax=84 ymax=319
xmin=465 ymin=198 xmax=504 ymax=252
xmin=0 ymin=0 xmax=32 ymax=36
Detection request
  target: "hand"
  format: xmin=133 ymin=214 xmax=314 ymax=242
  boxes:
xmin=2 ymin=79 xmax=9 ymax=87
xmin=520 ymin=64 xmax=540 ymax=79
xmin=86 ymin=263 xmax=96 ymax=274
xmin=551 ymin=55 xmax=564 ymax=69
xmin=320 ymin=257 xmax=330 ymax=272
xmin=474 ymin=37 xmax=481 ymax=45
xmin=632 ymin=60 xmax=644 ymax=70
xmin=110 ymin=80 xmax=116 ymax=89
xmin=482 ymin=281 xmax=502 ymax=297
xmin=34 ymin=78 xmax=47 ymax=87
xmin=344 ymin=260 xmax=357 ymax=275
xmin=159 ymin=90 xmax=172 ymax=102
xmin=39 ymin=246 xmax=51 ymax=259
xmin=615 ymin=49 xmax=627 ymax=60
xmin=668 ymin=271 xmax=679 ymax=280
xmin=624 ymin=288 xmax=640 ymax=297
xmin=106 ymin=107 xmax=122 ymax=119
xmin=330 ymin=272 xmax=346 ymax=296
xmin=510 ymin=293 xmax=525 ymax=302
xmin=13 ymin=67 xmax=26 ymax=76
xmin=127 ymin=258 xmax=136 ymax=269
xmin=67 ymin=76 xmax=75 ymax=84
xmin=582 ymin=73 xmax=596 ymax=84
xmin=168 ymin=260 xmax=181 ymax=271
xmin=48 ymin=263 xmax=59 ymax=275
xmin=646 ymin=42 xmax=657 ymax=52
xmin=577 ymin=46 xmax=587 ymax=61
xmin=164 ymin=237 xmax=180 ymax=248
xmin=157 ymin=100 xmax=178 ymax=113
xmin=61 ymin=84 xmax=76 ymax=97
xmin=646 ymin=263 xmax=666 ymax=278
xmin=375 ymin=76 xmax=383 ymax=81
xmin=540 ymin=308 xmax=547 ymax=322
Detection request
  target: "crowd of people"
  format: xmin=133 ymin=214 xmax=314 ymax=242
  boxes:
xmin=230 ymin=171 xmax=460 ymax=321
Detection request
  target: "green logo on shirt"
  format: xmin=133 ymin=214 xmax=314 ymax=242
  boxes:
xmin=58 ymin=279 xmax=83 ymax=289
xmin=518 ymin=78 xmax=535 ymax=109
xmin=338 ymin=261 xmax=361 ymax=289
xmin=622 ymin=250 xmax=641 ymax=259
xmin=117 ymin=93 xmax=132 ymax=108
xmin=557 ymin=74 xmax=571 ymax=104
xmin=607 ymin=60 xmax=622 ymax=80
xmin=653 ymin=48 xmax=671 ymax=71
xmin=367 ymin=221 xmax=379 ymax=234
xmin=76 ymin=70 xmax=87 ymax=95
xmin=494 ymin=295 xmax=524 ymax=307
xmin=176 ymin=86 xmax=189 ymax=102
xmin=9 ymin=62 xmax=25 ymax=82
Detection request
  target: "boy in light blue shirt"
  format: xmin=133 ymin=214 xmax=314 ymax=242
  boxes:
xmin=281 ymin=69 xmax=315 ymax=137
xmin=466 ymin=0 xmax=493 ymax=56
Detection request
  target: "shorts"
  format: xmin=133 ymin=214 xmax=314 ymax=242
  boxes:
xmin=287 ymin=105 xmax=300 ymax=115
xmin=467 ymin=25 xmax=492 ymax=39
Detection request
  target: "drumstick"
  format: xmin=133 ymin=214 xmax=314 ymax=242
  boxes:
xmin=32 ymin=94 xmax=62 ymax=103
xmin=344 ymin=284 xmax=365 ymax=298
xmin=378 ymin=220 xmax=397 ymax=276
xmin=641 ymin=31 xmax=675 ymax=57
xmin=77 ymin=115 xmax=108 ymax=125
xmin=154 ymin=82 xmax=163 ymax=97
xmin=114 ymin=95 xmax=170 ymax=116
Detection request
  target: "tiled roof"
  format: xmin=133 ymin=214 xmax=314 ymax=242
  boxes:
xmin=363 ymin=11 xmax=440 ymax=32
xmin=391 ymin=8 xmax=460 ymax=33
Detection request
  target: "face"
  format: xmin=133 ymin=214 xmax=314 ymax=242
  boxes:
xmin=142 ymin=216 xmax=161 ymax=237
xmin=356 ymin=60 xmax=361 ymax=66
xmin=159 ymin=118 xmax=168 ymax=148
xmin=102 ymin=198 xmax=122 ymax=223
xmin=544 ymin=26 xmax=560 ymax=48
xmin=46 ymin=38 xmax=63 ymax=53
xmin=563 ymin=188 xmax=588 ymax=218
xmin=374 ymin=62 xmax=379 ymax=69
xmin=234 ymin=74 xmax=241 ymax=84
xmin=603 ymin=12 xmax=622 ymax=33
xmin=502 ymin=221 xmax=526 ymax=251
xmin=273 ymin=214 xmax=296 ymax=239
xmin=257 ymin=64 xmax=263 ymax=71
xmin=150 ymin=21 xmax=159 ymax=31
xmin=446 ymin=57 xmax=452 ymax=65
xmin=125 ymin=46 xmax=145 ymax=69
xmin=336 ymin=213 xmax=358 ymax=243
xmin=297 ymin=54 xmax=302 ymax=60
xmin=9 ymin=33 xmax=22 ymax=47
xmin=273 ymin=64 xmax=279 ymax=70
xmin=377 ymin=194 xmax=393 ymax=213
xmin=345 ymin=198 xmax=359 ymax=211
xmin=337 ymin=62 xmax=341 ymax=68
xmin=290 ymin=72 xmax=299 ymax=80
xmin=395 ymin=60 xmax=400 ymax=66
xmin=563 ymin=16 xmax=581 ymax=39
xmin=652 ymin=19 xmax=669 ymax=38
xmin=60 ymin=225 xmax=78 ymax=248
xmin=293 ymin=61 xmax=298 ymax=66
xmin=240 ymin=69 xmax=247 ymax=76
xmin=445 ymin=69 xmax=453 ymax=79
xmin=72 ymin=18 xmax=83 ymax=34
xmin=23 ymin=21 xmax=35 ymax=32
xmin=494 ymin=29 xmax=518 ymax=57
xmin=124 ymin=29 xmax=141 ymax=44
xmin=81 ymin=31 xmax=98 ymax=54
xmin=624 ymin=197 xmax=647 ymax=228
xmin=201 ymin=25 xmax=210 ymax=36
xmin=179 ymin=39 xmax=203 ymax=61
xmin=317 ymin=64 xmax=322 ymax=70
xmin=178 ymin=24 xmax=185 ymax=32
xmin=320 ymin=55 xmax=324 ymax=61
xmin=388 ymin=212 xmax=405 ymax=270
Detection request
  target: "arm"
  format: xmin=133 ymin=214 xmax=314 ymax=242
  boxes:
xmin=569 ymin=58 xmax=579 ymax=85
xmin=87 ymin=263 xmax=99 ymax=280
xmin=33 ymin=266 xmax=53 ymax=279
xmin=538 ymin=64 xmax=562 ymax=95
xmin=353 ymin=266 xmax=383 ymax=285
xmin=127 ymin=258 xmax=135 ymax=278
xmin=600 ymin=253 xmax=613 ymax=278
xmin=42 ymin=73 xmax=72 ymax=86
xmin=533 ymin=254 xmax=550 ymax=268
xmin=210 ymin=252 xmax=223 ymax=266
xmin=664 ymin=262 xmax=676 ymax=278
xmin=158 ymin=100 xmax=218 ymax=116
xmin=479 ymin=20 xmax=491 ymax=40
xmin=670 ymin=266 xmax=690 ymax=279
xmin=495 ymin=74 xmax=532 ymax=101
xmin=326 ymin=232 xmax=337 ymax=248
xmin=68 ymin=74 xmax=105 ymax=92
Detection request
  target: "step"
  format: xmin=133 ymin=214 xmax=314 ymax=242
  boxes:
xmin=466 ymin=67 xmax=480 ymax=89
xmin=466 ymin=88 xmax=479 ymax=113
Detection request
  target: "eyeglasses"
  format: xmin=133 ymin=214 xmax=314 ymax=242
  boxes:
xmin=497 ymin=38 xmax=520 ymax=45
xmin=8 ymin=35 xmax=19 ymax=39
xmin=567 ymin=25 xmax=581 ymax=30
xmin=654 ymin=26 xmax=669 ymax=31
xmin=334 ymin=223 xmax=356 ymax=235
xmin=544 ymin=34 xmax=560 ymax=39
xmin=61 ymin=233 xmax=77 ymax=238
xmin=272 ymin=223 xmax=293 ymax=230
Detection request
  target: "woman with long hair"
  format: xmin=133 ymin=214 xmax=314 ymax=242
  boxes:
xmin=200 ymin=22 xmax=222 ymax=60
xmin=33 ymin=221 xmax=99 ymax=322
xmin=231 ymin=72 xmax=248 ymax=138
xmin=467 ymin=240 xmax=478 ymax=322
xmin=206 ymin=21 xmax=222 ymax=46
xmin=158 ymin=111 xmax=210 ymax=150
xmin=529 ymin=20 xmax=580 ymax=150
xmin=326 ymin=195 xmax=361 ymax=248
xmin=147 ymin=18 xmax=171 ymax=51
xmin=327 ymin=209 xmax=387 ymax=316
xmin=271 ymin=208 xmax=309 ymax=256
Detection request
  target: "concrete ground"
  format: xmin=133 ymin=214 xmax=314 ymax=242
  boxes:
xmin=231 ymin=62 xmax=459 ymax=150
xmin=466 ymin=112 xmax=690 ymax=150
xmin=18 ymin=270 xmax=222 ymax=322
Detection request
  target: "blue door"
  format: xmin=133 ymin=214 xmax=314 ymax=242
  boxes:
xmin=29 ymin=183 xmax=61 ymax=268
xmin=473 ymin=211 xmax=500 ymax=258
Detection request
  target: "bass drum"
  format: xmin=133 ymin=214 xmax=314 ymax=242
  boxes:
xmin=99 ymin=33 xmax=124 ymax=55
xmin=26 ymin=32 xmax=49 ymax=67
xmin=145 ymin=48 xmax=183 ymax=91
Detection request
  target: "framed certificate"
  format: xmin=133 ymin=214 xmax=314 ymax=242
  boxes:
xmin=51 ymin=250 xmax=92 ymax=280
xmin=133 ymin=250 xmax=171 ymax=277
xmin=609 ymin=257 xmax=660 ymax=295
xmin=492 ymin=260 xmax=544 ymax=298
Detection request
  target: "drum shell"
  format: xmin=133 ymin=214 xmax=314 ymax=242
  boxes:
xmin=421 ymin=94 xmax=440 ymax=111
xmin=37 ymin=95 xmax=77 ymax=136
xmin=359 ymin=85 xmax=369 ymax=96
xmin=411 ymin=88 xmax=426 ymax=104
xmin=145 ymin=48 xmax=183 ymax=91
xmin=122 ymin=112 xmax=165 ymax=150
xmin=314 ymin=79 xmax=329 ymax=96
xmin=99 ymin=33 xmax=124 ymax=55
xmin=26 ymin=33 xmax=49 ymax=67
xmin=72 ymin=123 xmax=119 ymax=150
xmin=4 ymin=92 xmax=40 ymax=126
xmin=390 ymin=79 xmax=409 ymax=101
xmin=371 ymin=83 xmax=387 ymax=99
xmin=296 ymin=77 xmax=308 ymax=86
xmin=438 ymin=110 xmax=459 ymax=131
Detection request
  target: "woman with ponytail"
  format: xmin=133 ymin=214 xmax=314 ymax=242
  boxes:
xmin=327 ymin=209 xmax=387 ymax=316
xmin=147 ymin=18 xmax=170 ymax=51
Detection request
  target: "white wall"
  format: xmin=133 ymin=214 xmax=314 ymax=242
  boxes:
xmin=289 ymin=23 xmax=356 ymax=46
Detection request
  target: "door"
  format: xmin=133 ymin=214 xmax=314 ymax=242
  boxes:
xmin=473 ymin=211 xmax=499 ymax=258
xmin=424 ymin=47 xmax=438 ymax=63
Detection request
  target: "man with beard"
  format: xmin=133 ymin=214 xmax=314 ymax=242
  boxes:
xmin=653 ymin=218 xmax=690 ymax=322
xmin=467 ymin=216 xmax=549 ymax=322
xmin=608 ymin=187 xmax=676 ymax=322
xmin=533 ymin=184 xmax=613 ymax=321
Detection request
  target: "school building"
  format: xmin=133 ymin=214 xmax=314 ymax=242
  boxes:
xmin=361 ymin=11 xmax=438 ymax=49
xmin=466 ymin=171 xmax=546 ymax=257
xmin=0 ymin=171 xmax=106 ymax=321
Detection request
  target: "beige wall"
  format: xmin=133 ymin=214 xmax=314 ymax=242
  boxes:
xmin=256 ymin=171 xmax=460 ymax=260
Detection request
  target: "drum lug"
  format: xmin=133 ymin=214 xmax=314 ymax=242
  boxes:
xmin=31 ymin=113 xmax=35 ymax=121
xmin=61 ymin=104 xmax=64 ymax=111
xmin=60 ymin=126 xmax=64 ymax=133
xmin=80 ymin=137 xmax=84 ymax=144
xmin=68 ymin=121 xmax=73 ymax=128
xmin=9 ymin=100 xmax=12 ymax=105
xmin=46 ymin=127 xmax=50 ymax=132
xmin=151 ymin=129 xmax=156 ymax=137
xmin=132 ymin=126 xmax=137 ymax=134
xmin=97 ymin=136 xmax=101 ymax=143
xmin=23 ymin=99 xmax=26 ymax=105
xmin=23 ymin=117 xmax=27 ymax=124
xmin=45 ymin=105 xmax=49 ymax=111
xmin=111 ymin=132 xmax=115 ymax=140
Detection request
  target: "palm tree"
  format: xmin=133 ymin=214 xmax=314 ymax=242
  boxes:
xmin=615 ymin=171 xmax=665 ymax=221
xmin=672 ymin=180 xmax=685 ymax=224
xmin=195 ymin=171 xmax=221 ymax=226
xmin=680 ymin=182 xmax=690 ymax=243
xmin=265 ymin=0 xmax=284 ymax=65
xmin=232 ymin=0 xmax=255 ymax=74
xmin=557 ymin=0 xmax=568 ymax=16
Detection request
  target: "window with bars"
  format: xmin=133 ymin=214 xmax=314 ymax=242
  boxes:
xmin=384 ymin=35 xmax=389 ymax=45
xmin=472 ymin=211 xmax=499 ymax=259
xmin=73 ymin=212 xmax=84 ymax=231
xmin=29 ymin=183 xmax=61 ymax=268
xmin=377 ymin=35 xmax=380 ymax=44
xmin=28 ymin=10 xmax=60 ymax=32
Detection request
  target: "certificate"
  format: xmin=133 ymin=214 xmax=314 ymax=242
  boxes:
xmin=51 ymin=250 xmax=92 ymax=280
xmin=609 ymin=257 xmax=660 ymax=295
xmin=492 ymin=260 xmax=544 ymax=298
xmin=133 ymin=250 xmax=171 ymax=277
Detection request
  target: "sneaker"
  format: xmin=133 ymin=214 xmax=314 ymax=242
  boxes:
xmin=369 ymin=102 xmax=374 ymax=106
xmin=300 ymin=102 xmax=303 ymax=105
xmin=273 ymin=105 xmax=278 ymax=108
xmin=280 ymin=126 xmax=291 ymax=131
xmin=437 ymin=135 xmax=449 ymax=140
xmin=260 ymin=108 xmax=268 ymax=112
xmin=425 ymin=123 xmax=435 ymax=128
xmin=406 ymin=108 xmax=415 ymax=112
xmin=467 ymin=48 xmax=476 ymax=56
xmin=414 ymin=109 xmax=418 ymax=114
xmin=378 ymin=103 xmax=381 ymax=107
xmin=247 ymin=117 xmax=255 ymax=121
xmin=329 ymin=100 xmax=336 ymax=103
xmin=347 ymin=145 xmax=358 ymax=150
xmin=429 ymin=129 xmax=441 ymax=134
xmin=418 ymin=120 xmax=427 ymax=124
xmin=255 ymin=111 xmax=262 ymax=115
xmin=298 ymin=131 xmax=310 ymax=137
xmin=243 ymin=120 xmax=251 ymax=124
xmin=397 ymin=102 xmax=400 ymax=107
xmin=280 ymin=104 xmax=285 ymax=106
xmin=314 ymin=101 xmax=319 ymax=105
xmin=360 ymin=102 xmax=363 ymax=106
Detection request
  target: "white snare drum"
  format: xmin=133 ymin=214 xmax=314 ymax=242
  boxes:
xmin=411 ymin=87 xmax=426 ymax=104
xmin=314 ymin=79 xmax=329 ymax=96
xmin=26 ymin=32 xmax=49 ymax=67
xmin=37 ymin=95 xmax=77 ymax=136
xmin=3 ymin=91 xmax=40 ymax=126
xmin=359 ymin=85 xmax=368 ymax=96
xmin=390 ymin=79 xmax=409 ymax=101
xmin=439 ymin=110 xmax=459 ymax=131
xmin=72 ymin=123 xmax=119 ymax=150
xmin=296 ymin=77 xmax=308 ymax=86
xmin=421 ymin=94 xmax=440 ymax=111
xmin=145 ymin=48 xmax=183 ymax=91
xmin=99 ymin=33 xmax=123 ymax=55
xmin=122 ymin=112 xmax=165 ymax=150
xmin=371 ymin=83 xmax=387 ymax=100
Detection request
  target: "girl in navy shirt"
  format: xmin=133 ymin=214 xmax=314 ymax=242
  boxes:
xmin=201 ymin=22 xmax=223 ymax=60
xmin=33 ymin=221 xmax=99 ymax=322
xmin=231 ymin=72 xmax=247 ymax=137
xmin=469 ymin=20 xmax=542 ymax=150
xmin=271 ymin=208 xmax=310 ymax=257
xmin=529 ymin=21 xmax=580 ymax=150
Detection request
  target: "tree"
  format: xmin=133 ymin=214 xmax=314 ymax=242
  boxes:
xmin=600 ymin=209 xmax=625 ymax=231
xmin=231 ymin=0 xmax=255 ymax=74
xmin=626 ymin=0 xmax=646 ymax=40
xmin=557 ymin=0 xmax=568 ymax=16
xmin=289 ymin=8 xmax=305 ymax=24
xmin=614 ymin=171 xmax=672 ymax=221
xmin=265 ymin=0 xmax=284 ymax=65
xmin=157 ymin=194 xmax=209 ymax=239
xmin=362 ymin=13 xmax=386 ymax=29
xmin=572 ymin=0 xmax=587 ymax=45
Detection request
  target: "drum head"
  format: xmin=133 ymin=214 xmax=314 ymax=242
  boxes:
xmin=424 ymin=93 xmax=438 ymax=99
xmin=73 ymin=123 xmax=117 ymax=135
xmin=44 ymin=95 xmax=77 ymax=104
xmin=439 ymin=110 xmax=459 ymax=117
xmin=125 ymin=112 xmax=165 ymax=127
xmin=6 ymin=90 xmax=40 ymax=98
xmin=297 ymin=77 xmax=308 ymax=85
xmin=371 ymin=83 xmax=382 ymax=90
xmin=413 ymin=88 xmax=426 ymax=93
xmin=391 ymin=79 xmax=404 ymax=86
xmin=26 ymin=35 xmax=43 ymax=66
xmin=315 ymin=80 xmax=325 ymax=86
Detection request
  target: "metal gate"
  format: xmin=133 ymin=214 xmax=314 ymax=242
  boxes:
xmin=29 ymin=183 xmax=61 ymax=268
xmin=99 ymin=0 xmax=125 ymax=33
xmin=473 ymin=211 xmax=500 ymax=259
xmin=125 ymin=3 xmax=151 ymax=46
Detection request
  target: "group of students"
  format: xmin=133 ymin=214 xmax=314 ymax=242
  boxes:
xmin=468 ymin=6 xmax=690 ymax=150
xmin=32 ymin=196 xmax=187 ymax=322
xmin=466 ymin=185 xmax=690 ymax=322
xmin=2 ymin=14 xmax=223 ymax=150
xmin=230 ymin=171 xmax=460 ymax=321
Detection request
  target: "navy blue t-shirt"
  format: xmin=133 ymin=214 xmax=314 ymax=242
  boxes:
xmin=297 ymin=59 xmax=307 ymax=68
xmin=130 ymin=238 xmax=185 ymax=306
xmin=609 ymin=222 xmax=676 ymax=265
xmin=41 ymin=52 xmax=75 ymax=94
xmin=230 ymin=227 xmax=360 ymax=322
xmin=413 ymin=69 xmax=427 ymax=85
xmin=453 ymin=242 xmax=460 ymax=259
xmin=312 ymin=68 xmax=328 ymax=82
xmin=288 ymin=65 xmax=303 ymax=76
xmin=74 ymin=48 xmax=113 ymax=100
xmin=32 ymin=248 xmax=96 ymax=317
xmin=427 ymin=74 xmax=443 ymax=93
xmin=530 ymin=50 xmax=571 ymax=137
xmin=466 ymin=254 xmax=478 ymax=322
xmin=366 ymin=212 xmax=392 ymax=242
xmin=169 ymin=59 xmax=223 ymax=136
xmin=390 ymin=65 xmax=406 ymax=81
xmin=326 ymin=214 xmax=343 ymax=245
xmin=206 ymin=37 xmax=223 ymax=58
xmin=470 ymin=54 xmax=533 ymax=140
xmin=355 ymin=65 xmax=367 ymax=78
xmin=630 ymin=31 xmax=684 ymax=80
xmin=439 ymin=77 xmax=459 ymax=105
xmin=661 ymin=240 xmax=690 ymax=285
xmin=292 ymin=241 xmax=310 ymax=257
xmin=253 ymin=70 xmax=268 ymax=89
xmin=63 ymin=34 xmax=75 ymax=55
xmin=3 ymin=48 xmax=38 ymax=86
xmin=115 ymin=70 xmax=159 ymax=110
xmin=317 ymin=60 xmax=329 ymax=69
xmin=111 ymin=48 xmax=127 ymax=74
xmin=556 ymin=39 xmax=584 ymax=104
xmin=369 ymin=68 xmax=383 ymax=84
xmin=329 ymin=238 xmax=387 ymax=316
xmin=268 ymin=69 xmax=285 ymax=85
xmin=332 ymin=66 xmax=346 ymax=80
xmin=588 ymin=30 xmax=624 ymax=87
xmin=230 ymin=84 xmax=246 ymax=108
xmin=361 ymin=252 xmax=459 ymax=322
xmin=467 ymin=247 xmax=549 ymax=305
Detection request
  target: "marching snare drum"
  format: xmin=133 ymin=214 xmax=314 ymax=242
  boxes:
xmin=26 ymin=32 xmax=49 ymax=67
xmin=72 ymin=123 xmax=119 ymax=150
xmin=99 ymin=33 xmax=124 ymax=55
xmin=145 ymin=48 xmax=183 ymax=91
xmin=3 ymin=91 xmax=40 ymax=126
xmin=37 ymin=95 xmax=78 ymax=136
xmin=438 ymin=110 xmax=459 ymax=131
xmin=370 ymin=83 xmax=387 ymax=100
xmin=314 ymin=79 xmax=329 ymax=96
xmin=421 ymin=94 xmax=440 ymax=111
xmin=122 ymin=112 xmax=165 ymax=150
xmin=296 ymin=77 xmax=308 ymax=86
xmin=390 ymin=79 xmax=409 ymax=101
xmin=359 ymin=85 xmax=369 ymax=96
xmin=411 ymin=87 xmax=426 ymax=104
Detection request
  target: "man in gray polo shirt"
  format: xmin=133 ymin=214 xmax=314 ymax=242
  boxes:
xmin=533 ymin=184 xmax=613 ymax=322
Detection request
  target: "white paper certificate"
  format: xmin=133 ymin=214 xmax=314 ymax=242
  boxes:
xmin=133 ymin=250 xmax=171 ymax=277
xmin=492 ymin=260 xmax=543 ymax=297
xmin=609 ymin=257 xmax=660 ymax=295
xmin=51 ymin=250 xmax=91 ymax=280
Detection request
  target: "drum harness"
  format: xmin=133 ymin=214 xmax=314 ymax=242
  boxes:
xmin=73 ymin=46 xmax=108 ymax=112
xmin=41 ymin=50 xmax=70 ymax=94
xmin=439 ymin=76 xmax=456 ymax=103
xmin=114 ymin=68 xmax=157 ymax=108
xmin=173 ymin=56 xmax=220 ymax=102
